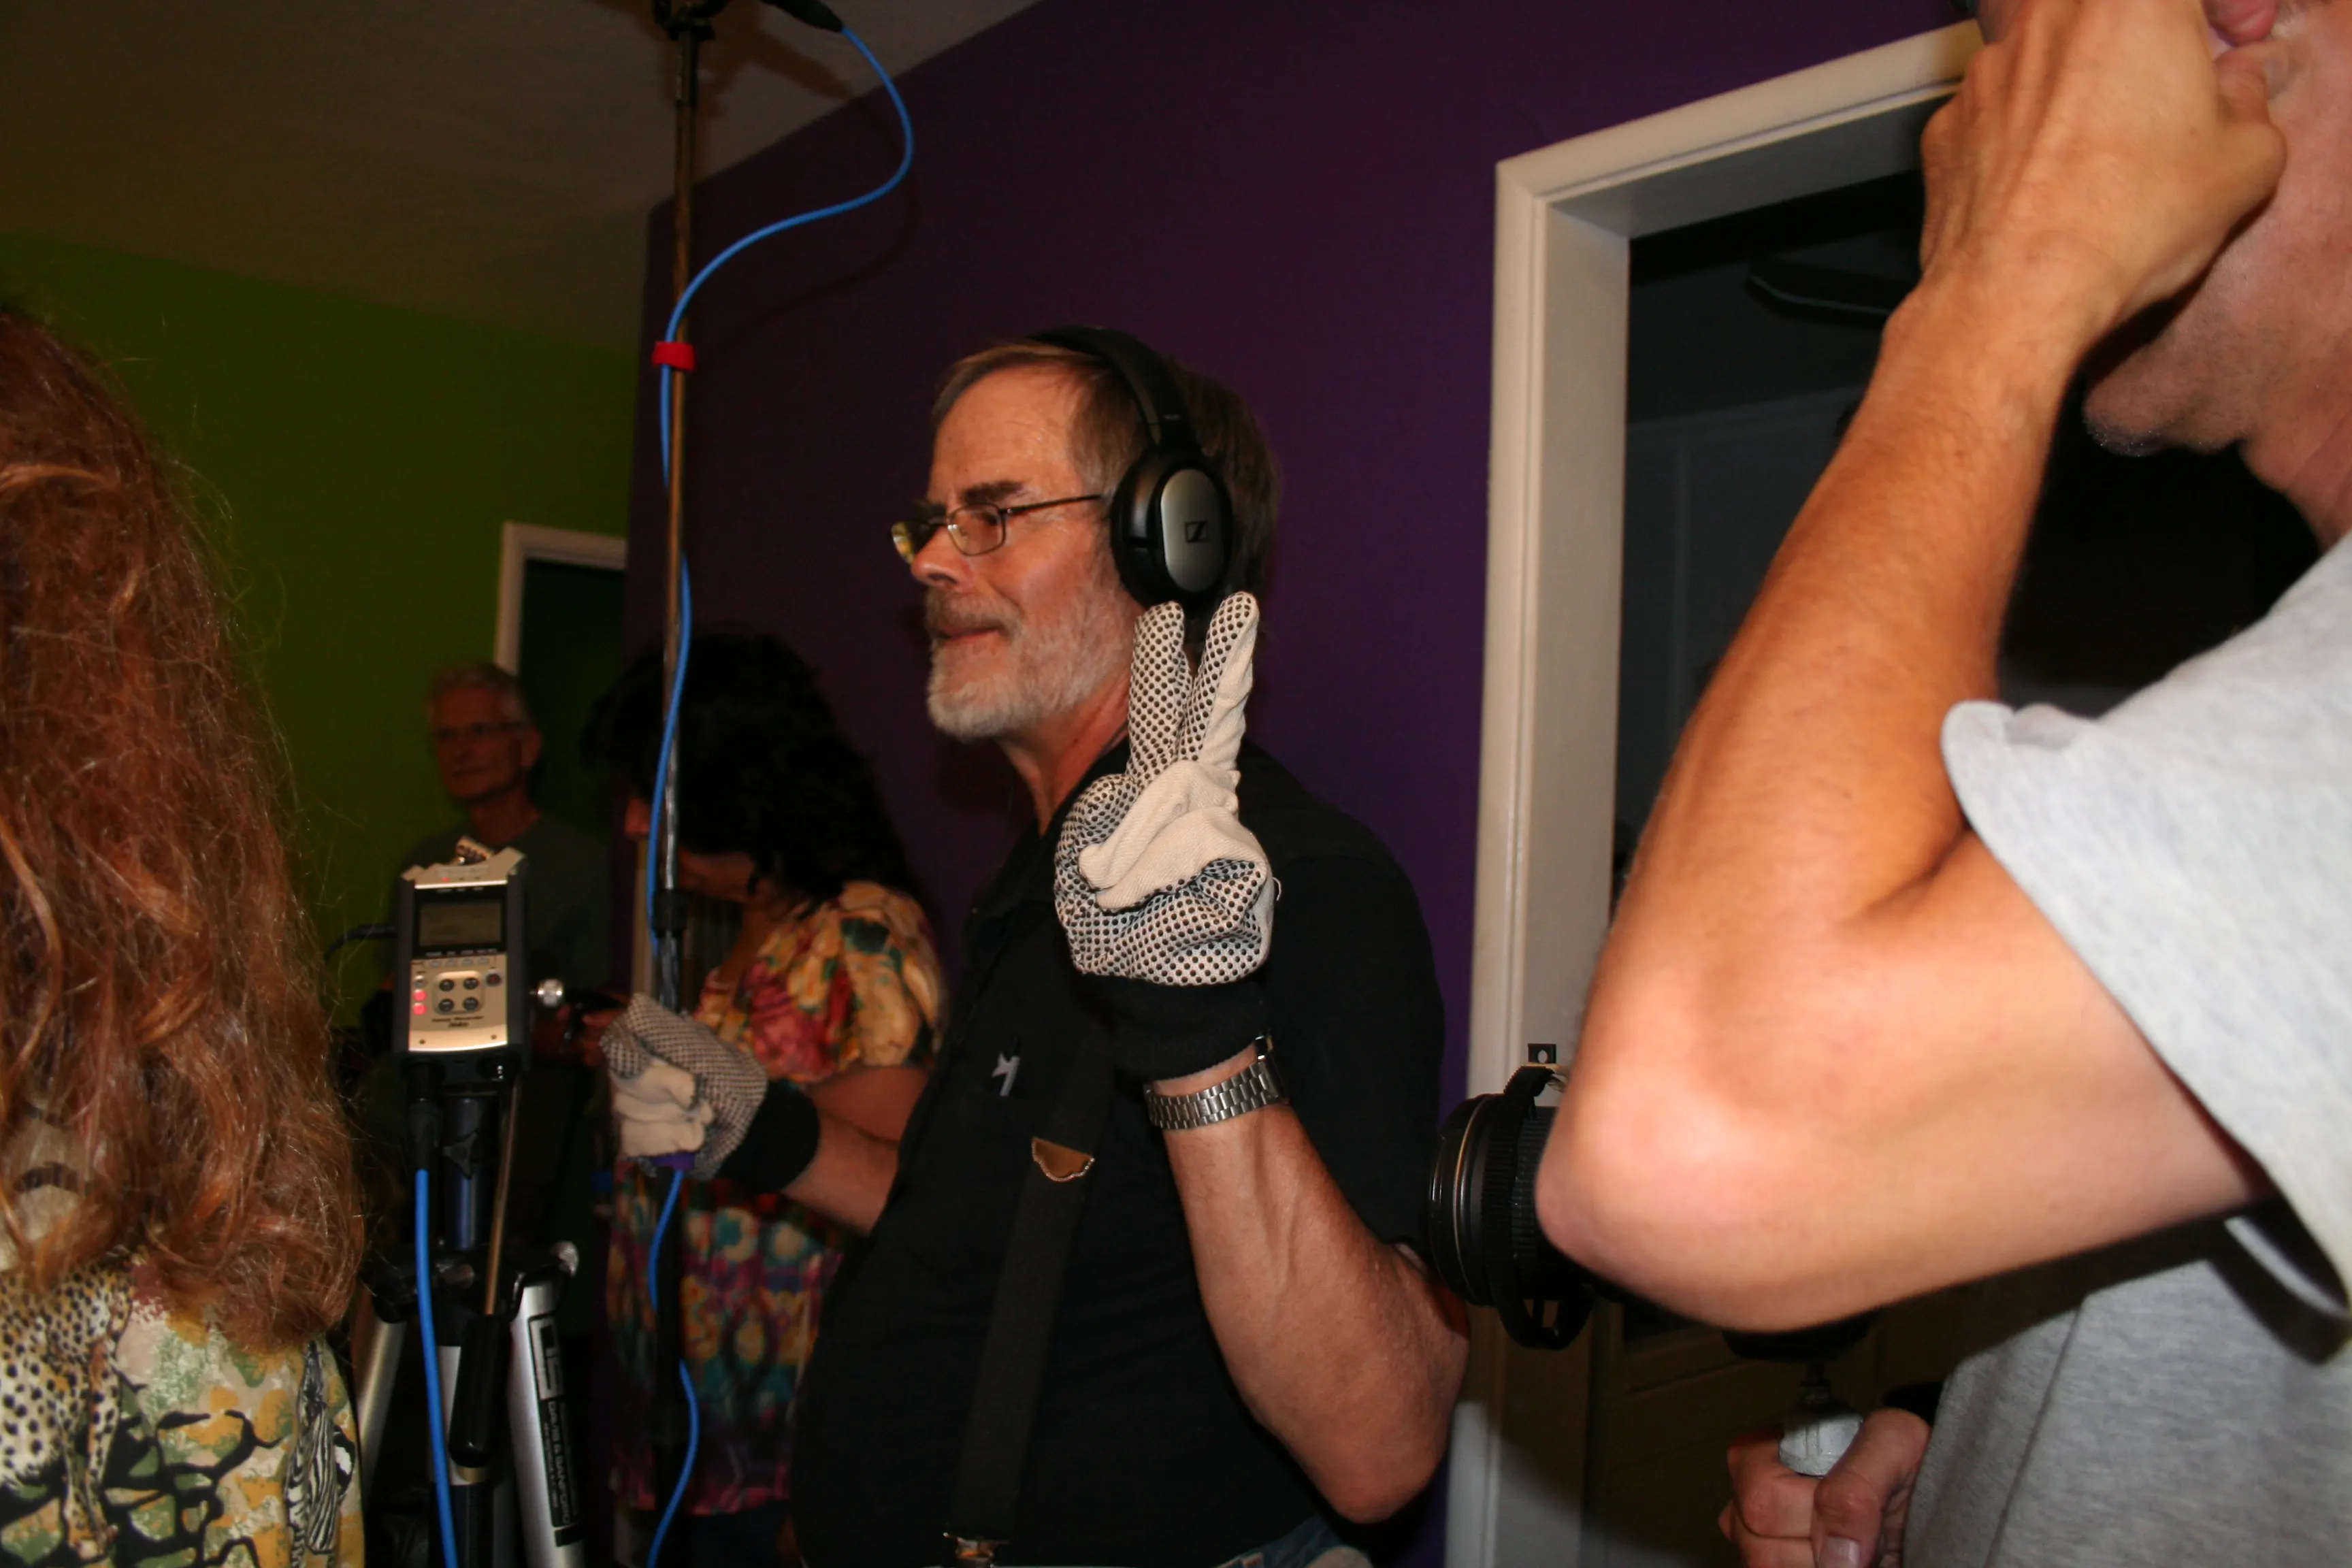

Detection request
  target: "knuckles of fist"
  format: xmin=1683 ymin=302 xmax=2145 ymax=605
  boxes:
xmin=1918 ymin=0 xmax=2291 ymax=333
xmin=1720 ymin=1411 xmax=1931 ymax=1568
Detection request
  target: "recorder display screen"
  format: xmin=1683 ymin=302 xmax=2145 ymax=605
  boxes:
xmin=416 ymin=896 xmax=504 ymax=952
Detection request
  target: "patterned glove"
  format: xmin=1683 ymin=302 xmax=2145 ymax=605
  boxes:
xmin=603 ymin=995 xmax=768 ymax=1181
xmin=608 ymin=1058 xmax=714 ymax=1164
xmin=1056 ymin=593 xmax=1275 ymax=1081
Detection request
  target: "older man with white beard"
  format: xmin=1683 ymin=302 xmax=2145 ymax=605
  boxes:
xmin=774 ymin=331 xmax=1468 ymax=1568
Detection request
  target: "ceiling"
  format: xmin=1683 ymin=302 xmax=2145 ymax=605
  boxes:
xmin=0 ymin=0 xmax=1039 ymax=348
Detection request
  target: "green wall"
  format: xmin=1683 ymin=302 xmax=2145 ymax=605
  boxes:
xmin=0 ymin=232 xmax=637 ymax=1014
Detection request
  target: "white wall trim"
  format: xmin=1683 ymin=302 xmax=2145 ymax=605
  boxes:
xmin=493 ymin=521 xmax=630 ymax=672
xmin=1452 ymin=24 xmax=1979 ymax=1568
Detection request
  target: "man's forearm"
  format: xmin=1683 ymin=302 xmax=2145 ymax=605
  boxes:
xmin=1541 ymin=0 xmax=2288 ymax=1326
xmin=1618 ymin=280 xmax=2077 ymax=935
xmin=783 ymin=1114 xmax=899 ymax=1233
xmin=1542 ymin=286 xmax=2088 ymax=1312
xmin=1158 ymin=1058 xmax=1467 ymax=1522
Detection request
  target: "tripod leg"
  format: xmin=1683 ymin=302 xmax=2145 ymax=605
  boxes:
xmin=353 ymin=1296 xmax=406 ymax=1496
xmin=507 ymin=1269 xmax=588 ymax=1568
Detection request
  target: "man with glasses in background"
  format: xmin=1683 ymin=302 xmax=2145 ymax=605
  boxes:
xmin=370 ymin=661 xmax=613 ymax=1242
xmin=771 ymin=333 xmax=1467 ymax=1567
xmin=397 ymin=660 xmax=612 ymax=1007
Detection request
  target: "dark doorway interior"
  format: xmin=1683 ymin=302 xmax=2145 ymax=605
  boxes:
xmin=1616 ymin=169 xmax=2317 ymax=863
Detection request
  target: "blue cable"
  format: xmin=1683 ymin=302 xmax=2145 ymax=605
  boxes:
xmin=414 ymin=1172 xmax=461 ymax=1568
xmin=655 ymin=24 xmax=914 ymax=483
xmin=643 ymin=1166 xmax=702 ymax=1568
xmin=636 ymin=22 xmax=911 ymax=1558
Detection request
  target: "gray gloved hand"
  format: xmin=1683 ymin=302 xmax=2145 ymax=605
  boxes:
xmin=603 ymin=994 xmax=768 ymax=1181
xmin=1054 ymin=592 xmax=1274 ymax=986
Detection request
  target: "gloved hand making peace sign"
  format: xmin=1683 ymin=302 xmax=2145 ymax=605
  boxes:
xmin=1054 ymin=591 xmax=1275 ymax=1081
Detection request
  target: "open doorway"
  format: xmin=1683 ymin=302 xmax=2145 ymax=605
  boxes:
xmin=495 ymin=521 xmax=630 ymax=840
xmin=1614 ymin=171 xmax=2314 ymax=865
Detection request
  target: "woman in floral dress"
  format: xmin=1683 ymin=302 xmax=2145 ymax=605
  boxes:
xmin=584 ymin=634 xmax=943 ymax=1565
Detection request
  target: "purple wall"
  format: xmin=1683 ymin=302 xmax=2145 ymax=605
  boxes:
xmin=629 ymin=0 xmax=1949 ymax=1552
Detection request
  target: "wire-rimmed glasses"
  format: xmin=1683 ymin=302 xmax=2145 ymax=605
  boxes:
xmin=891 ymin=493 xmax=1105 ymax=564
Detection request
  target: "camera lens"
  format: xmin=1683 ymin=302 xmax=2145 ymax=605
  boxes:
xmin=1425 ymin=1064 xmax=1594 ymax=1350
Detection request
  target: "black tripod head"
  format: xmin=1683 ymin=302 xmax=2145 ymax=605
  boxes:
xmin=653 ymin=0 xmax=842 ymax=39
xmin=653 ymin=0 xmax=728 ymax=40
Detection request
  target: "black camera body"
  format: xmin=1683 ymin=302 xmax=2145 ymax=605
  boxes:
xmin=1426 ymin=1057 xmax=1596 ymax=1350
xmin=1426 ymin=1053 xmax=1880 ymax=1375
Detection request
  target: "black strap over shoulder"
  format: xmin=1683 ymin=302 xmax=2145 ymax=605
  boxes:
xmin=943 ymin=1025 xmax=1117 ymax=1565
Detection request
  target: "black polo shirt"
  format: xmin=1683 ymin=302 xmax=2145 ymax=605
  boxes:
xmin=793 ymin=742 xmax=1444 ymax=1567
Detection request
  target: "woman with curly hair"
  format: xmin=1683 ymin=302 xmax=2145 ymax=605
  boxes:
xmin=0 ymin=307 xmax=361 ymax=1565
xmin=584 ymin=632 xmax=943 ymax=1566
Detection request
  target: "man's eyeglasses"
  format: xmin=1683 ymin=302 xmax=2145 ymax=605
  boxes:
xmin=891 ymin=493 xmax=1105 ymax=564
xmin=429 ymin=721 xmax=524 ymax=748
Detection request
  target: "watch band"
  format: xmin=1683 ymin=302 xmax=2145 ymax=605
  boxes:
xmin=1143 ymin=1037 xmax=1285 ymax=1132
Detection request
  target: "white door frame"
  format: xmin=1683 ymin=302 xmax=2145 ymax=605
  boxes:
xmin=1448 ymin=24 xmax=1980 ymax=1567
xmin=493 ymin=521 xmax=630 ymax=672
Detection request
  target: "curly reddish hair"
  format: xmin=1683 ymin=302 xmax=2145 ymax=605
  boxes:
xmin=0 ymin=308 xmax=357 ymax=1345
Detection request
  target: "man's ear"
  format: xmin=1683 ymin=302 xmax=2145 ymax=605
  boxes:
xmin=521 ymin=725 xmax=544 ymax=770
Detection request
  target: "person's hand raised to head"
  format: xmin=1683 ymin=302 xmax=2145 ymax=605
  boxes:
xmin=1920 ymin=0 xmax=2286 ymax=353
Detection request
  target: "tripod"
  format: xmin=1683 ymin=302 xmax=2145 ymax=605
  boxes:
xmin=354 ymin=1058 xmax=589 ymax=1568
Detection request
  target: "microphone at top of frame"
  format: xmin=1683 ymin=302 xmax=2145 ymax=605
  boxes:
xmin=762 ymin=0 xmax=843 ymax=31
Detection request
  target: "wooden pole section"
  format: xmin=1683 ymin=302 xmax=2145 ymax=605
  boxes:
xmin=649 ymin=10 xmax=710 ymax=1524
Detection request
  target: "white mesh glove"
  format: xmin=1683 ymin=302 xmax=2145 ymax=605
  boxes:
xmin=609 ymin=1059 xmax=714 ymax=1163
xmin=603 ymin=994 xmax=767 ymax=1181
xmin=1055 ymin=591 xmax=1273 ymax=985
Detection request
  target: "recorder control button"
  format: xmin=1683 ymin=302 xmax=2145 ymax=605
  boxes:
xmin=440 ymin=979 xmax=455 ymax=992
xmin=462 ymin=996 xmax=480 ymax=1012
xmin=436 ymin=999 xmax=455 ymax=1014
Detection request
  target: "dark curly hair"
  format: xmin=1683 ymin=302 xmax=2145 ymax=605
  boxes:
xmin=584 ymin=632 xmax=915 ymax=902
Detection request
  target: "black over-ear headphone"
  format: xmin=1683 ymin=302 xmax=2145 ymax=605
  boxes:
xmin=1032 ymin=325 xmax=1235 ymax=612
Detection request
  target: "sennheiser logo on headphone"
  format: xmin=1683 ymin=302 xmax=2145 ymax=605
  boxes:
xmin=1185 ymin=520 xmax=1209 ymax=544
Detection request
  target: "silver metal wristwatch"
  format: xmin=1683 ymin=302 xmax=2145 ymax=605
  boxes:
xmin=1143 ymin=1036 xmax=1286 ymax=1132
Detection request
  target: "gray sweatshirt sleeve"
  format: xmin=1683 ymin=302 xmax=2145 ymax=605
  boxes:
xmin=1941 ymin=542 xmax=2352 ymax=1313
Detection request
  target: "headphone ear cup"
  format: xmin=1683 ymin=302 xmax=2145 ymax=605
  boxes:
xmin=1105 ymin=455 xmax=1164 ymax=607
xmin=1109 ymin=448 xmax=1233 ymax=610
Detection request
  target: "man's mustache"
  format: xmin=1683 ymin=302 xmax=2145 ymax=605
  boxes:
xmin=924 ymin=591 xmax=1018 ymax=643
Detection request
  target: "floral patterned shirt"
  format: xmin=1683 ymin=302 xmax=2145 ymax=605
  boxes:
xmin=606 ymin=881 xmax=942 ymax=1517
xmin=0 ymin=1111 xmax=359 ymax=1568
